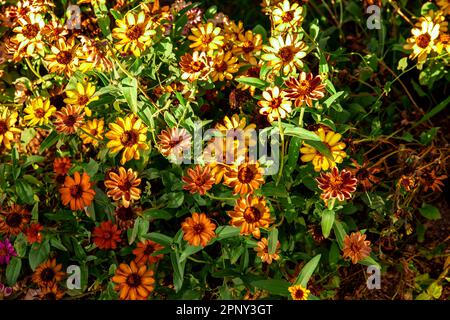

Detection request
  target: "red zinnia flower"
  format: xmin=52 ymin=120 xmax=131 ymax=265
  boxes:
xmin=25 ymin=223 xmax=44 ymax=244
xmin=316 ymin=167 xmax=358 ymax=202
xmin=92 ymin=221 xmax=122 ymax=250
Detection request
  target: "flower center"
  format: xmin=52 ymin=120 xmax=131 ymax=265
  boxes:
xmin=193 ymin=223 xmax=204 ymax=234
xmin=116 ymin=207 xmax=135 ymax=221
xmin=35 ymin=108 xmax=45 ymax=118
xmin=126 ymin=25 xmax=143 ymax=40
xmin=120 ymin=130 xmax=138 ymax=147
xmin=144 ymin=244 xmax=155 ymax=255
xmin=103 ymin=232 xmax=111 ymax=239
xmin=70 ymin=184 xmax=84 ymax=198
xmin=56 ymin=50 xmax=73 ymax=65
xmin=200 ymin=34 xmax=212 ymax=44
xmin=215 ymin=61 xmax=228 ymax=72
xmin=294 ymin=289 xmax=304 ymax=299
xmin=77 ymin=95 xmax=90 ymax=106
xmin=243 ymin=206 xmax=261 ymax=223
xmin=40 ymin=268 xmax=55 ymax=282
xmin=328 ymin=175 xmax=344 ymax=190
xmin=282 ymin=11 xmax=294 ymax=23
xmin=297 ymin=80 xmax=311 ymax=94
xmin=23 ymin=23 xmax=39 ymax=38
xmin=191 ymin=61 xmax=205 ymax=72
xmin=0 ymin=120 xmax=8 ymax=134
xmin=0 ymin=247 xmax=7 ymax=256
xmin=242 ymin=41 xmax=255 ymax=53
xmin=279 ymin=46 xmax=294 ymax=62
xmin=247 ymin=66 xmax=260 ymax=78
xmin=269 ymin=97 xmax=283 ymax=109
xmin=118 ymin=179 xmax=133 ymax=192
xmin=64 ymin=114 xmax=78 ymax=127
xmin=416 ymin=33 xmax=431 ymax=49
xmin=126 ymin=273 xmax=142 ymax=287
xmin=238 ymin=166 xmax=255 ymax=183
xmin=6 ymin=213 xmax=22 ymax=228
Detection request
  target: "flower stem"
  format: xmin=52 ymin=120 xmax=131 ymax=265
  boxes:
xmin=298 ymin=107 xmax=305 ymax=127
xmin=276 ymin=117 xmax=285 ymax=186
xmin=25 ymin=58 xmax=43 ymax=81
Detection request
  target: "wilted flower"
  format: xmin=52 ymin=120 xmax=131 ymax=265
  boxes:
xmin=0 ymin=108 xmax=21 ymax=150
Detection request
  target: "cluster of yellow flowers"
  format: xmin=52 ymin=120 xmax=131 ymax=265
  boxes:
xmin=404 ymin=2 xmax=450 ymax=69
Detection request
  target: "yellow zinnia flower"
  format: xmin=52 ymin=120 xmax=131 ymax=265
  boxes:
xmin=271 ymin=0 xmax=304 ymax=33
xmin=404 ymin=18 xmax=440 ymax=68
xmin=105 ymin=115 xmax=149 ymax=165
xmin=24 ymin=97 xmax=56 ymax=127
xmin=64 ymin=82 xmax=99 ymax=117
xmin=44 ymin=37 xmax=81 ymax=76
xmin=188 ymin=22 xmax=224 ymax=54
xmin=12 ymin=12 xmax=46 ymax=61
xmin=261 ymin=33 xmax=308 ymax=75
xmin=288 ymin=284 xmax=310 ymax=300
xmin=257 ymin=86 xmax=292 ymax=122
xmin=232 ymin=30 xmax=263 ymax=65
xmin=210 ymin=50 xmax=240 ymax=82
xmin=0 ymin=108 xmax=21 ymax=150
xmin=300 ymin=127 xmax=347 ymax=172
xmin=80 ymin=118 xmax=104 ymax=146
xmin=112 ymin=11 xmax=156 ymax=57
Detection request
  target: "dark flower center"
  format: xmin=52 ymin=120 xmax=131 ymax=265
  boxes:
xmin=282 ymin=11 xmax=294 ymax=23
xmin=242 ymin=41 xmax=255 ymax=53
xmin=118 ymin=179 xmax=133 ymax=192
xmin=0 ymin=120 xmax=8 ymax=134
xmin=279 ymin=46 xmax=294 ymax=62
xmin=23 ymin=23 xmax=39 ymax=38
xmin=215 ymin=61 xmax=228 ymax=72
xmin=191 ymin=61 xmax=205 ymax=72
xmin=193 ymin=223 xmax=204 ymax=234
xmin=247 ymin=66 xmax=260 ymax=78
xmin=56 ymin=51 xmax=73 ymax=65
xmin=40 ymin=268 xmax=56 ymax=282
xmin=297 ymin=80 xmax=311 ymax=94
xmin=243 ymin=206 xmax=262 ymax=223
xmin=416 ymin=33 xmax=431 ymax=49
xmin=120 ymin=130 xmax=138 ymax=147
xmin=70 ymin=184 xmax=84 ymax=198
xmin=126 ymin=273 xmax=142 ymax=287
xmin=35 ymin=108 xmax=45 ymax=118
xmin=64 ymin=114 xmax=78 ymax=127
xmin=6 ymin=213 xmax=22 ymax=228
xmin=126 ymin=25 xmax=143 ymax=40
xmin=103 ymin=232 xmax=112 ymax=239
xmin=116 ymin=207 xmax=135 ymax=221
xmin=238 ymin=166 xmax=255 ymax=183
xmin=200 ymin=34 xmax=212 ymax=44
xmin=77 ymin=95 xmax=89 ymax=106
xmin=294 ymin=289 xmax=304 ymax=299
xmin=144 ymin=244 xmax=155 ymax=255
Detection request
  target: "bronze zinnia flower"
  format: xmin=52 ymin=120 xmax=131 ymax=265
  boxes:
xmin=316 ymin=167 xmax=357 ymax=202
xmin=182 ymin=165 xmax=215 ymax=195
xmin=104 ymin=167 xmax=142 ymax=208
xmin=284 ymin=72 xmax=326 ymax=107
xmin=342 ymin=232 xmax=372 ymax=264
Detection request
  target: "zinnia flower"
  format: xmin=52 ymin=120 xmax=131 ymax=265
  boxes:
xmin=232 ymin=30 xmax=262 ymax=64
xmin=223 ymin=161 xmax=265 ymax=195
xmin=44 ymin=37 xmax=81 ymax=76
xmin=133 ymin=240 xmax=164 ymax=265
xmin=32 ymin=258 xmax=65 ymax=288
xmin=227 ymin=195 xmax=272 ymax=238
xmin=418 ymin=169 xmax=447 ymax=193
xmin=104 ymin=167 xmax=142 ymax=208
xmin=179 ymin=51 xmax=212 ymax=82
xmin=53 ymin=105 xmax=85 ymax=134
xmin=342 ymin=232 xmax=372 ymax=264
xmin=257 ymin=86 xmax=292 ymax=122
xmin=157 ymin=127 xmax=192 ymax=161
xmin=288 ymin=284 xmax=310 ymax=300
xmin=112 ymin=11 xmax=156 ymax=57
xmin=210 ymin=50 xmax=240 ymax=82
xmin=25 ymin=223 xmax=44 ymax=244
xmin=93 ymin=221 xmax=122 ymax=250
xmin=53 ymin=157 xmax=71 ymax=176
xmin=112 ymin=261 xmax=155 ymax=300
xmin=348 ymin=159 xmax=381 ymax=191
xmin=38 ymin=284 xmax=65 ymax=300
xmin=0 ymin=204 xmax=31 ymax=236
xmin=0 ymin=239 xmax=17 ymax=265
xmin=115 ymin=205 xmax=141 ymax=230
xmin=300 ymin=127 xmax=347 ymax=172
xmin=284 ymin=72 xmax=326 ymax=108
xmin=254 ymin=237 xmax=280 ymax=264
xmin=59 ymin=172 xmax=96 ymax=211
xmin=316 ymin=167 xmax=358 ymax=202
xmin=188 ymin=22 xmax=224 ymax=53
xmin=0 ymin=108 xmax=21 ymax=150
xmin=24 ymin=97 xmax=56 ymax=126
xmin=105 ymin=115 xmax=149 ymax=165
xmin=261 ymin=33 xmax=308 ymax=75
xmin=182 ymin=165 xmax=215 ymax=195
xmin=272 ymin=0 xmax=304 ymax=33
xmin=181 ymin=212 xmax=216 ymax=247
xmin=404 ymin=18 xmax=440 ymax=68
xmin=63 ymin=82 xmax=99 ymax=117
xmin=79 ymin=118 xmax=104 ymax=146
xmin=11 ymin=12 xmax=46 ymax=61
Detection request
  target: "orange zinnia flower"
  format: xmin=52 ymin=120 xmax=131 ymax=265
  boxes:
xmin=53 ymin=157 xmax=72 ymax=176
xmin=59 ymin=172 xmax=96 ymax=211
xmin=92 ymin=221 xmax=122 ymax=250
xmin=38 ymin=283 xmax=65 ymax=300
xmin=181 ymin=213 xmax=216 ymax=247
xmin=284 ymin=72 xmax=326 ymax=107
xmin=227 ymin=195 xmax=272 ymax=238
xmin=182 ymin=165 xmax=215 ymax=195
xmin=112 ymin=261 xmax=155 ymax=300
xmin=223 ymin=161 xmax=264 ymax=195
xmin=25 ymin=223 xmax=44 ymax=244
xmin=0 ymin=204 xmax=31 ymax=236
xmin=316 ymin=167 xmax=358 ymax=202
xmin=53 ymin=105 xmax=85 ymax=134
xmin=32 ymin=258 xmax=65 ymax=289
xmin=254 ymin=237 xmax=280 ymax=264
xmin=133 ymin=240 xmax=164 ymax=265
xmin=157 ymin=127 xmax=192 ymax=160
xmin=104 ymin=167 xmax=141 ymax=208
xmin=342 ymin=232 xmax=372 ymax=264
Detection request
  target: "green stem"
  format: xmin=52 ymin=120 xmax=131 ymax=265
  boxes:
xmin=25 ymin=58 xmax=43 ymax=81
xmin=276 ymin=117 xmax=285 ymax=186
xmin=205 ymin=193 xmax=236 ymax=202
xmin=298 ymin=107 xmax=305 ymax=127
xmin=328 ymin=198 xmax=336 ymax=211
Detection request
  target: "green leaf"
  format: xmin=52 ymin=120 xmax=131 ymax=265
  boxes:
xmin=359 ymin=256 xmax=381 ymax=269
xmin=285 ymin=136 xmax=302 ymax=176
xmin=16 ymin=180 xmax=35 ymax=205
xmin=427 ymin=282 xmax=442 ymax=299
xmin=304 ymin=140 xmax=334 ymax=160
xmin=268 ymin=228 xmax=279 ymax=255
xmin=39 ymin=130 xmax=59 ymax=153
xmin=321 ymin=209 xmax=335 ymax=239
xmin=251 ymin=279 xmax=291 ymax=297
xmin=333 ymin=220 xmax=347 ymax=249
xmin=215 ymin=226 xmax=241 ymax=241
xmin=419 ymin=204 xmax=441 ymax=220
xmin=170 ymin=252 xmax=186 ymax=292
xmin=415 ymin=96 xmax=450 ymax=127
xmin=29 ymin=240 xmax=50 ymax=270
xmin=6 ymin=257 xmax=22 ymax=286
xmin=295 ymin=254 xmax=321 ymax=287
xmin=179 ymin=245 xmax=203 ymax=262
xmin=144 ymin=232 xmax=173 ymax=247
xmin=122 ymin=78 xmax=138 ymax=114
xmin=323 ymin=91 xmax=344 ymax=109
xmin=142 ymin=208 xmax=173 ymax=220
xmin=397 ymin=57 xmax=408 ymax=71
xmin=283 ymin=127 xmax=321 ymax=141
xmin=235 ymin=77 xmax=268 ymax=89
